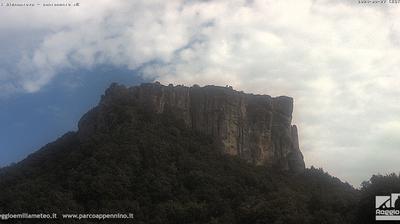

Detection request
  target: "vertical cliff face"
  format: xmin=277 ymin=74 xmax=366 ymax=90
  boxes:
xmin=78 ymin=82 xmax=305 ymax=173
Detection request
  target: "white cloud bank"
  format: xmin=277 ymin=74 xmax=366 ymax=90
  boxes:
xmin=1 ymin=0 xmax=400 ymax=185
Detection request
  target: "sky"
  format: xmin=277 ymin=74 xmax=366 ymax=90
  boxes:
xmin=0 ymin=0 xmax=400 ymax=186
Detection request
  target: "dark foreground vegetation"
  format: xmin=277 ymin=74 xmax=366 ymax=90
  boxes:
xmin=0 ymin=100 xmax=398 ymax=223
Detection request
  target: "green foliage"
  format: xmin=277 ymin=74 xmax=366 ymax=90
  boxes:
xmin=354 ymin=173 xmax=400 ymax=224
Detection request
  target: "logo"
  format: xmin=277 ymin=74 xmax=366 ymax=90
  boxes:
xmin=376 ymin=193 xmax=400 ymax=220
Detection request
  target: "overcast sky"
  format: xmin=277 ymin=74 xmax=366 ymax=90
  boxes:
xmin=1 ymin=0 xmax=400 ymax=186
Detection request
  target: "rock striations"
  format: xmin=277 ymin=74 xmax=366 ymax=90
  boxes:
xmin=78 ymin=82 xmax=305 ymax=173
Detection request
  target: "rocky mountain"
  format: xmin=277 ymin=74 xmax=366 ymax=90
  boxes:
xmin=79 ymin=82 xmax=305 ymax=173
xmin=1 ymin=82 xmax=381 ymax=224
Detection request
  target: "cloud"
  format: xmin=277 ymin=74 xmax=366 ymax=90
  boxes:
xmin=1 ymin=0 xmax=400 ymax=185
